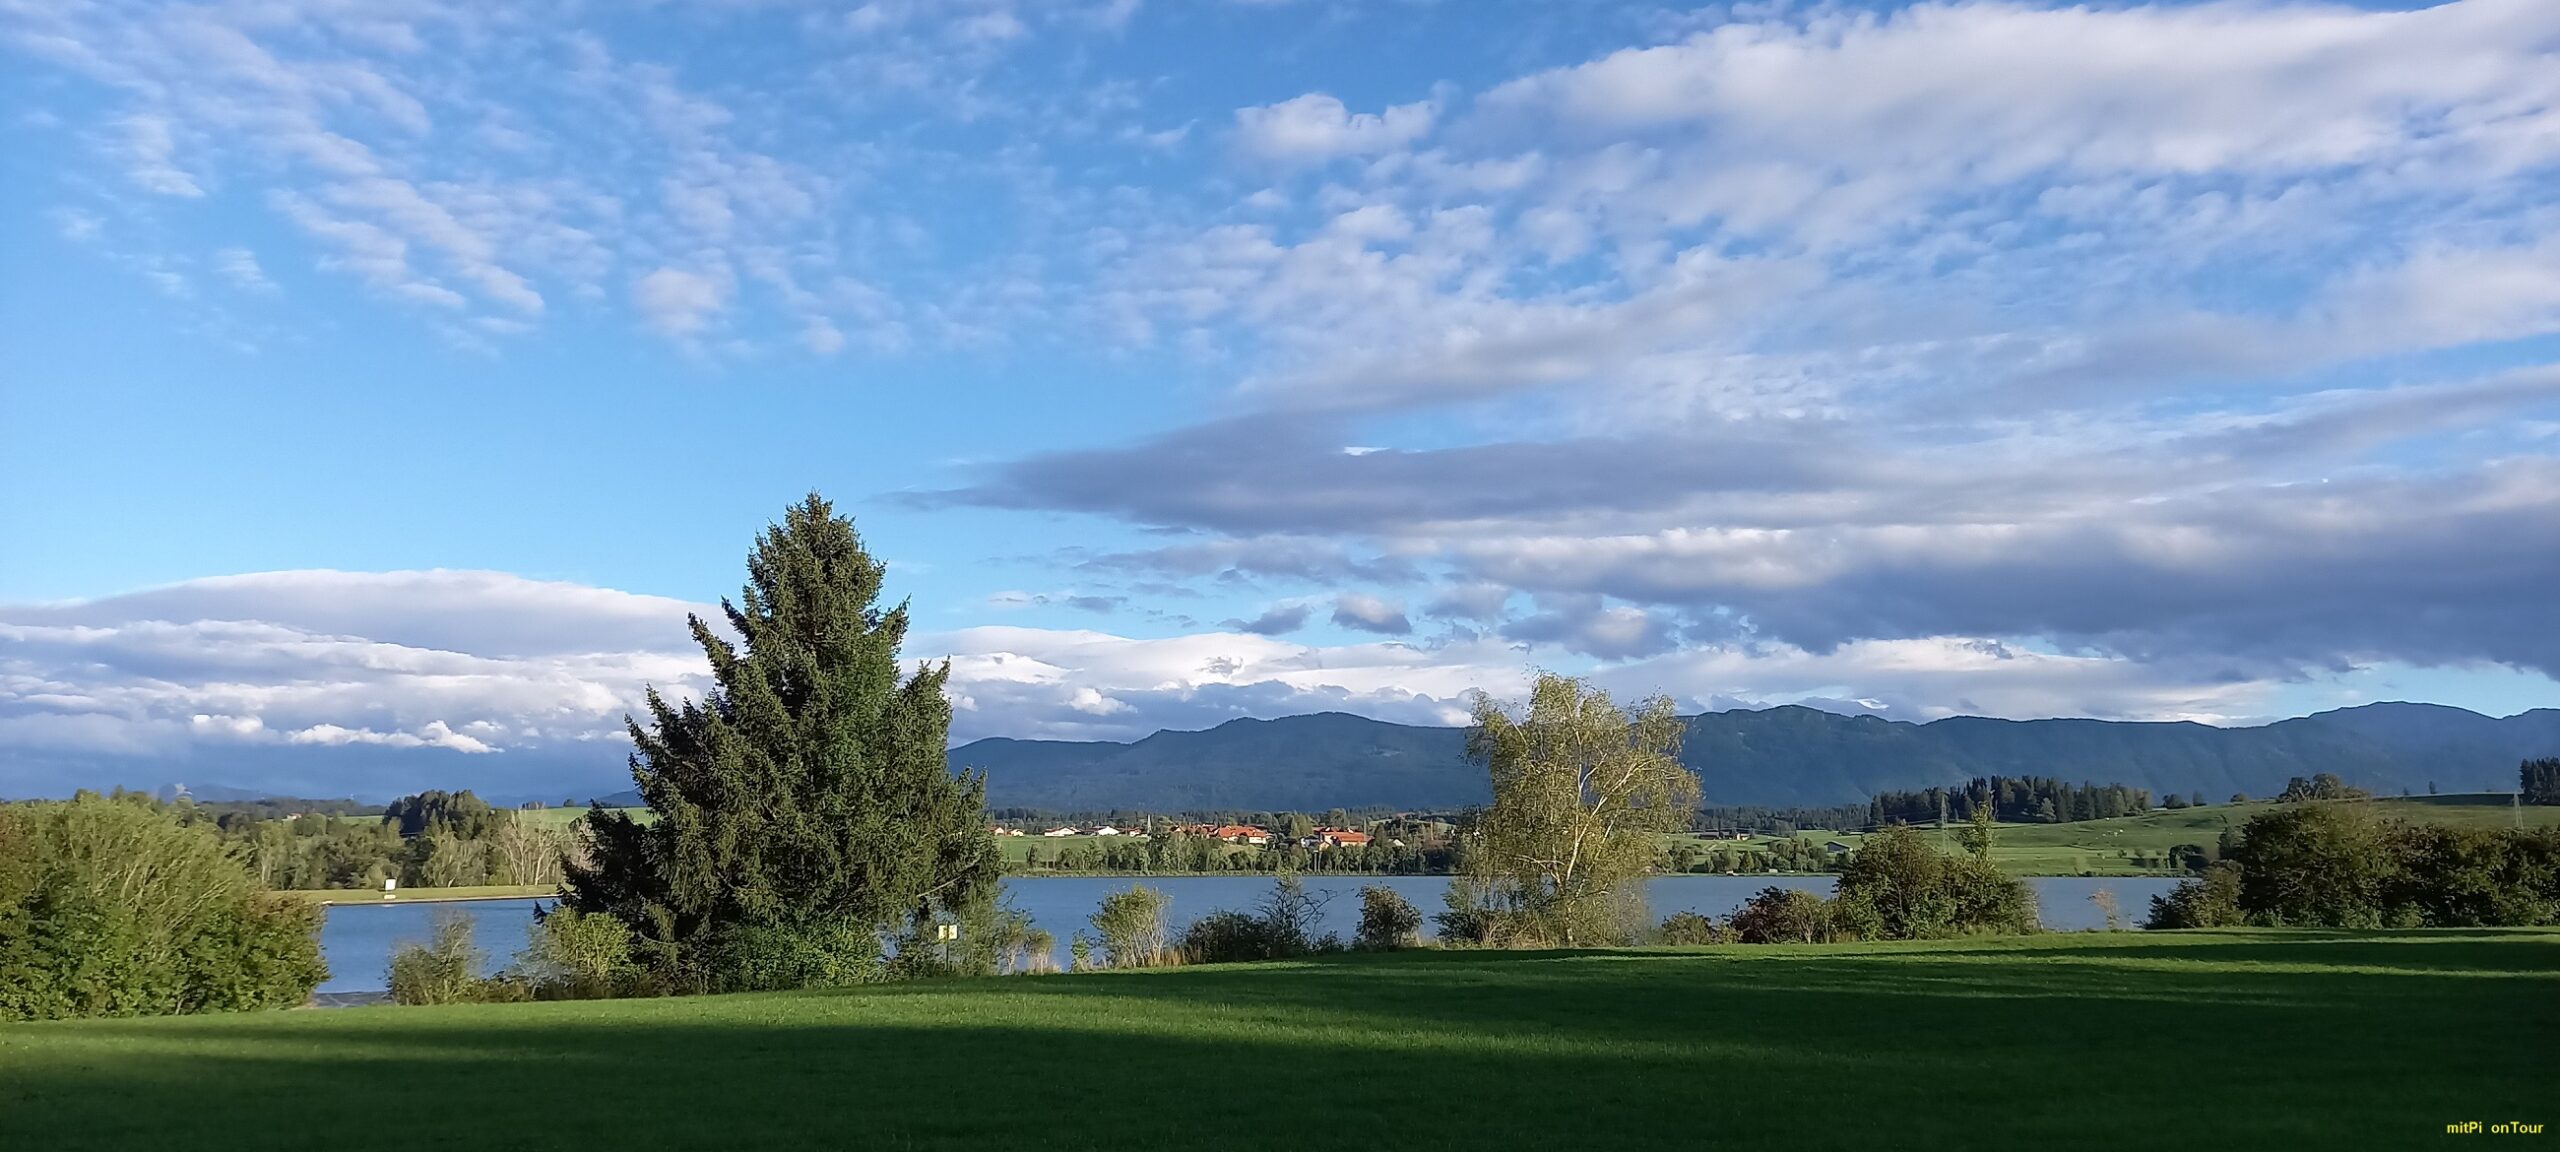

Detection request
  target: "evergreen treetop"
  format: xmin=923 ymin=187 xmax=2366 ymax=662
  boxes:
xmin=566 ymin=494 xmax=996 ymax=980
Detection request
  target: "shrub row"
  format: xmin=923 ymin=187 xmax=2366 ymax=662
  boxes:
xmin=2 ymin=795 xmax=326 ymax=1021
xmin=2145 ymin=804 xmax=2560 ymax=929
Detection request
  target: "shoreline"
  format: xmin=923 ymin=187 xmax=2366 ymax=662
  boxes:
xmin=288 ymin=887 xmax=557 ymax=906
xmin=288 ymin=869 xmax=2184 ymax=905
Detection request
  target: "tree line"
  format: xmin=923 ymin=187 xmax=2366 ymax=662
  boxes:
xmin=2146 ymin=801 xmax=2560 ymax=929
xmin=202 ymin=788 xmax=582 ymax=892
xmin=1865 ymin=776 xmax=2157 ymax=826
xmin=1021 ymin=833 xmax=1451 ymax=876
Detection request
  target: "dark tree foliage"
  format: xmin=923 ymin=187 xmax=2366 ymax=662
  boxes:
xmin=2276 ymin=773 xmax=2371 ymax=803
xmin=2522 ymin=758 xmax=2560 ymax=806
xmin=564 ymin=494 xmax=997 ymax=987
xmin=1863 ymin=776 xmax=2152 ymax=827
xmin=2144 ymin=862 xmax=2244 ymax=929
xmin=2145 ymin=803 xmax=2560 ymax=929
xmin=382 ymin=790 xmax=498 ymax=839
xmin=2228 ymin=802 xmax=2392 ymax=926
xmin=1828 ymin=824 xmax=2036 ymax=940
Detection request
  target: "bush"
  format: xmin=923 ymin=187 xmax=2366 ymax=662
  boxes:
xmin=389 ymin=908 xmax=507 ymax=1005
xmin=705 ymin=920 xmax=885 ymax=993
xmin=1656 ymin=910 xmax=1731 ymax=945
xmin=2231 ymin=803 xmax=2393 ymax=927
xmin=1432 ymin=871 xmax=1643 ymax=948
xmin=0 ymin=795 xmax=326 ymax=1021
xmin=1829 ymin=825 xmax=2035 ymax=940
xmin=948 ymin=896 xmax=1055 ymax=976
xmin=1432 ymin=875 xmax=1504 ymax=946
xmin=2145 ymin=862 xmax=2244 ymax=929
xmin=1355 ymin=886 xmax=1422 ymax=950
xmin=1729 ymin=887 xmax=1835 ymax=944
xmin=1176 ymin=910 xmax=1272 ymax=965
xmin=509 ymin=908 xmax=648 ymax=1000
xmin=1942 ymin=854 xmax=2038 ymax=936
xmin=1176 ymin=876 xmax=1344 ymax=964
xmin=2381 ymin=824 xmax=2560 ymax=928
xmin=1089 ymin=885 xmax=1173 ymax=969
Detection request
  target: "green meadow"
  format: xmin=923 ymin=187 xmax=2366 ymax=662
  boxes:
xmin=4 ymin=929 xmax=2552 ymax=1151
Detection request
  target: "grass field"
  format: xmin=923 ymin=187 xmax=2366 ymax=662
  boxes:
xmin=3 ymin=930 xmax=2551 ymax=1150
xmin=507 ymin=805 xmax=645 ymax=830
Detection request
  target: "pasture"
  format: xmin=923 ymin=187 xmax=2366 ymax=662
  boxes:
xmin=3 ymin=929 xmax=2551 ymax=1150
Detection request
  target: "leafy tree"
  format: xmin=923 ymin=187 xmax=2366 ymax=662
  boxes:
xmin=2522 ymin=758 xmax=2560 ymax=806
xmin=487 ymin=815 xmax=575 ymax=889
xmin=1088 ymin=885 xmax=1172 ymax=968
xmin=1 ymin=795 xmax=325 ymax=1020
xmin=2145 ymin=862 xmax=2244 ymax=929
xmin=1455 ymin=673 xmax=1701 ymax=946
xmin=509 ymin=909 xmax=646 ymax=1000
xmin=1830 ymin=825 xmax=1956 ymax=939
xmin=564 ymin=494 xmax=998 ymax=989
xmin=1729 ymin=887 xmax=1833 ymax=944
xmin=2381 ymin=824 xmax=2559 ymax=927
xmin=1953 ymin=805 xmax=1995 ymax=861
xmin=388 ymin=908 xmax=512 ymax=1005
xmin=2277 ymin=773 xmax=2370 ymax=803
xmin=383 ymin=790 xmax=499 ymax=839
xmin=2230 ymin=803 xmax=2393 ymax=927
xmin=1354 ymin=885 xmax=1421 ymax=950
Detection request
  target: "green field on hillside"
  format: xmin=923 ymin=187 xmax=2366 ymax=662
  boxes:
xmin=1683 ymin=796 xmax=2560 ymax=876
xmin=3 ymin=930 xmax=2550 ymax=1150
xmin=507 ymin=805 xmax=646 ymax=830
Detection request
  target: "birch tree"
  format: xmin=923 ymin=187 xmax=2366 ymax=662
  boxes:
xmin=1461 ymin=674 xmax=1699 ymax=946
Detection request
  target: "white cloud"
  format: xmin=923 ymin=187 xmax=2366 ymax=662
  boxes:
xmin=213 ymin=247 xmax=277 ymax=293
xmin=634 ymin=265 xmax=732 ymax=337
xmin=115 ymin=114 xmax=201 ymax=197
xmin=1235 ymin=93 xmax=1436 ymax=164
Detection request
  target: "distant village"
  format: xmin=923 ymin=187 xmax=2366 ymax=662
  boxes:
xmin=991 ymin=821 xmax=1390 ymax=850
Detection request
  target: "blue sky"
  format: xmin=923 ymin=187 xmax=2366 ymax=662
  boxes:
xmin=3 ymin=0 xmax=2557 ymax=798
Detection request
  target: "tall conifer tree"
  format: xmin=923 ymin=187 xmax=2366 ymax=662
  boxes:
xmin=565 ymin=494 xmax=996 ymax=977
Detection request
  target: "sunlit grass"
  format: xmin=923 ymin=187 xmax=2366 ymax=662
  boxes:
xmin=5 ymin=929 xmax=2551 ymax=1151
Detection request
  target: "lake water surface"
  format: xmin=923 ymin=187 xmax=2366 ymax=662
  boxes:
xmin=317 ymin=873 xmax=2179 ymax=993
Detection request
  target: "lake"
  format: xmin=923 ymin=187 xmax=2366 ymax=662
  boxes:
xmin=316 ymin=873 xmax=2182 ymax=993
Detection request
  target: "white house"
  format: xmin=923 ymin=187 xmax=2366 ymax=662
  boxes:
xmin=1091 ymin=826 xmax=1124 ymax=837
xmin=1043 ymin=826 xmax=1079 ymax=837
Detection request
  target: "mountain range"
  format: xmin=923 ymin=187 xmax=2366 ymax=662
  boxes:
xmin=951 ymin=702 xmax=2560 ymax=813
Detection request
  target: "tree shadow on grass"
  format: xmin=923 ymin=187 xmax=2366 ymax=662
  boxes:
xmin=3 ymin=931 xmax=2551 ymax=1152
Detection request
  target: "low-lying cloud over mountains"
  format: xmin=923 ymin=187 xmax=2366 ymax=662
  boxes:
xmin=5 ymin=568 xmax=2555 ymax=802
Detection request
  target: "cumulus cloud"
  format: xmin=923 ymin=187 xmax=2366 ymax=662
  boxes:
xmin=0 ymin=571 xmax=715 ymax=797
xmin=635 ymin=266 xmax=732 ymax=338
xmin=1235 ymin=93 xmax=1436 ymax=163
xmin=1 ymin=569 xmax=2498 ymax=797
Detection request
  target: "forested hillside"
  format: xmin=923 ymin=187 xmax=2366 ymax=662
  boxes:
xmin=952 ymin=702 xmax=2560 ymax=811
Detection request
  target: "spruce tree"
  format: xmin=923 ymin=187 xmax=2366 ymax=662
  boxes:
xmin=564 ymin=494 xmax=996 ymax=982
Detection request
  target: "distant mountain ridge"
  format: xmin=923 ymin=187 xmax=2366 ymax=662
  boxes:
xmin=952 ymin=702 xmax=2560 ymax=812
